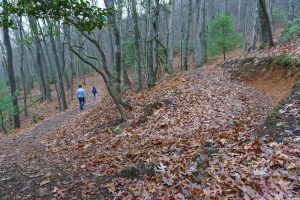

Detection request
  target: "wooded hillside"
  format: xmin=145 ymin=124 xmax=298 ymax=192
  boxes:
xmin=0 ymin=0 xmax=299 ymax=199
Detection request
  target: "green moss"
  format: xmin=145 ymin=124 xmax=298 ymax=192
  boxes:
xmin=270 ymin=55 xmax=300 ymax=68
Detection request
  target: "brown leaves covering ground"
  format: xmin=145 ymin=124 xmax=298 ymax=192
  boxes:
xmin=44 ymin=67 xmax=292 ymax=198
xmin=0 ymin=65 xmax=299 ymax=199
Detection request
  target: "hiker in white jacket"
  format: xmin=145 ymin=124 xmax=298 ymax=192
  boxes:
xmin=76 ymin=85 xmax=86 ymax=110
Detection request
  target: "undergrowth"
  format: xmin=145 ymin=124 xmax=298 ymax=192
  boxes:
xmin=279 ymin=19 xmax=300 ymax=43
xmin=270 ymin=55 xmax=300 ymax=68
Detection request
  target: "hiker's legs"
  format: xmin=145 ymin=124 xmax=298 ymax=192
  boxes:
xmin=82 ymin=97 xmax=85 ymax=108
xmin=78 ymin=97 xmax=84 ymax=110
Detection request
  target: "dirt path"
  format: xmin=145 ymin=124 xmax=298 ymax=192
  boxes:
xmin=0 ymin=100 xmax=110 ymax=199
xmin=0 ymin=67 xmax=273 ymax=199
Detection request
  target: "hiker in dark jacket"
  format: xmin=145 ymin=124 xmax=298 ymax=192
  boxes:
xmin=92 ymin=86 xmax=97 ymax=98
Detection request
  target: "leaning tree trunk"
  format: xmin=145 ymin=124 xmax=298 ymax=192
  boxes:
xmin=69 ymin=43 xmax=128 ymax=121
xmin=2 ymin=0 xmax=20 ymax=128
xmin=258 ymin=0 xmax=274 ymax=48
xmin=130 ymin=0 xmax=142 ymax=90
xmin=71 ymin=31 xmax=132 ymax=121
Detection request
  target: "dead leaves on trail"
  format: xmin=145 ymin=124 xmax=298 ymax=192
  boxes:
xmin=2 ymin=66 xmax=295 ymax=199
xmin=39 ymin=67 xmax=300 ymax=199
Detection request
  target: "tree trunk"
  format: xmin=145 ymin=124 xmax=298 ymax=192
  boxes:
xmin=130 ymin=0 xmax=142 ymax=90
xmin=46 ymin=19 xmax=68 ymax=111
xmin=18 ymin=17 xmax=28 ymax=117
xmin=153 ymin=0 xmax=160 ymax=80
xmin=104 ymin=0 xmax=122 ymax=93
xmin=2 ymin=0 xmax=20 ymax=128
xmin=167 ymin=0 xmax=175 ymax=74
xmin=69 ymin=45 xmax=128 ymax=121
xmin=28 ymin=16 xmax=52 ymax=101
xmin=237 ymin=0 xmax=242 ymax=31
xmin=117 ymin=0 xmax=131 ymax=87
xmin=183 ymin=0 xmax=193 ymax=71
xmin=146 ymin=0 xmax=155 ymax=87
xmin=258 ymin=0 xmax=274 ymax=48
xmin=180 ymin=0 xmax=184 ymax=70
xmin=196 ymin=0 xmax=207 ymax=66
xmin=75 ymin=31 xmax=132 ymax=120
xmin=57 ymin=23 xmax=71 ymax=103
xmin=0 ymin=110 xmax=8 ymax=134
xmin=195 ymin=0 xmax=201 ymax=65
xmin=251 ymin=0 xmax=259 ymax=51
xmin=34 ymin=20 xmax=52 ymax=101
xmin=109 ymin=31 xmax=115 ymax=67
xmin=243 ymin=0 xmax=249 ymax=50
xmin=66 ymin=26 xmax=76 ymax=101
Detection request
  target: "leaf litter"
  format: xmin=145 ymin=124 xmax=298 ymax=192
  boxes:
xmin=0 ymin=65 xmax=299 ymax=199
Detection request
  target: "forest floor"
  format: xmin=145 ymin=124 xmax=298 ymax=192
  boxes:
xmin=0 ymin=41 xmax=300 ymax=199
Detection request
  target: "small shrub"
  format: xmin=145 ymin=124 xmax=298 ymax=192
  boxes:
xmin=279 ymin=19 xmax=300 ymax=43
xmin=207 ymin=15 xmax=242 ymax=60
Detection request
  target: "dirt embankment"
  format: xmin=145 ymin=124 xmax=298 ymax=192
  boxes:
xmin=222 ymin=56 xmax=300 ymax=143
xmin=222 ymin=56 xmax=300 ymax=107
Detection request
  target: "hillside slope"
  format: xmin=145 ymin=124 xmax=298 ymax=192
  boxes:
xmin=0 ymin=41 xmax=299 ymax=199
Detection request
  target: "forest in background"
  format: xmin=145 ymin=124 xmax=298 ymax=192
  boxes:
xmin=0 ymin=0 xmax=300 ymax=133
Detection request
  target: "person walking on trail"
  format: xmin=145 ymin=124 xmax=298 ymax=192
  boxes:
xmin=76 ymin=85 xmax=86 ymax=110
xmin=92 ymin=86 xmax=97 ymax=99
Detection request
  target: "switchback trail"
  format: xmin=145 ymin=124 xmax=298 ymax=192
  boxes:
xmin=0 ymin=67 xmax=275 ymax=199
